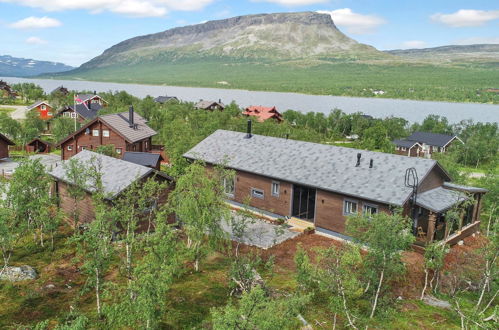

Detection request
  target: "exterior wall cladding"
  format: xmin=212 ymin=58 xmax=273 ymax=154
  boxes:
xmin=61 ymin=121 xmax=151 ymax=160
xmin=228 ymin=167 xmax=444 ymax=235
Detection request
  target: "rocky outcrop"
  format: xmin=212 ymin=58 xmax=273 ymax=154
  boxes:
xmin=0 ymin=265 xmax=38 ymax=282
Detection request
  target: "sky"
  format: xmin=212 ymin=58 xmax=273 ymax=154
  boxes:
xmin=0 ymin=0 xmax=498 ymax=66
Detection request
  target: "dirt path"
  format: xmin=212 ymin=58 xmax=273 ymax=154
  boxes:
xmin=4 ymin=105 xmax=29 ymax=120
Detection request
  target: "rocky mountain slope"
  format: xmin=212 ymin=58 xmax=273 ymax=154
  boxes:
xmin=385 ymin=44 xmax=499 ymax=63
xmin=77 ymin=11 xmax=385 ymax=71
xmin=0 ymin=55 xmax=73 ymax=77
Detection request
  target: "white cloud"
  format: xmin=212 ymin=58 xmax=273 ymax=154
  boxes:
xmin=431 ymin=9 xmax=499 ymax=27
xmin=401 ymin=40 xmax=427 ymax=49
xmin=0 ymin=0 xmax=215 ymax=17
xmin=10 ymin=16 xmax=62 ymax=29
xmin=254 ymin=0 xmax=328 ymax=5
xmin=25 ymin=36 xmax=47 ymax=44
xmin=318 ymin=8 xmax=386 ymax=34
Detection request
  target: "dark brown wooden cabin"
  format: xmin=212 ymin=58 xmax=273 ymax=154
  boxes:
xmin=26 ymin=138 xmax=52 ymax=154
xmin=0 ymin=132 xmax=15 ymax=159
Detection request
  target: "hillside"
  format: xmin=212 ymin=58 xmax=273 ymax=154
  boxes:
xmin=385 ymin=44 xmax=499 ymax=63
xmin=0 ymin=55 xmax=73 ymax=77
xmin=49 ymin=12 xmax=498 ymax=104
xmin=77 ymin=11 xmax=384 ymax=71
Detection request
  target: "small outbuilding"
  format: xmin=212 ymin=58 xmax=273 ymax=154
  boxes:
xmin=195 ymin=99 xmax=225 ymax=111
xmin=0 ymin=132 xmax=15 ymax=159
xmin=26 ymin=138 xmax=52 ymax=154
xmin=123 ymin=151 xmax=163 ymax=170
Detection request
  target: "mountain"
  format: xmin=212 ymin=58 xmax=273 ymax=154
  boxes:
xmin=73 ymin=11 xmax=384 ymax=71
xmin=0 ymin=55 xmax=73 ymax=77
xmin=385 ymin=44 xmax=499 ymax=63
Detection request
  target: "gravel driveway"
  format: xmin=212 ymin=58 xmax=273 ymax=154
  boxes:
xmin=4 ymin=105 xmax=30 ymax=120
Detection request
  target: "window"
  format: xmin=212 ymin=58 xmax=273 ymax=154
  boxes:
xmin=271 ymin=181 xmax=280 ymax=197
xmin=251 ymin=188 xmax=264 ymax=199
xmin=67 ymin=145 xmax=73 ymax=151
xmin=401 ymin=147 xmax=407 ymax=151
xmin=80 ymin=146 xmax=87 ymax=151
xmin=41 ymin=105 xmax=46 ymax=110
xmin=223 ymin=177 xmax=235 ymax=197
xmin=47 ymin=112 xmax=53 ymax=116
xmin=363 ymin=204 xmax=378 ymax=217
xmin=102 ymin=130 xmax=110 ymax=137
xmin=116 ymin=148 xmax=122 ymax=155
xmin=70 ymin=112 xmax=78 ymax=118
xmin=63 ymin=112 xmax=69 ymax=117
xmin=343 ymin=199 xmax=358 ymax=215
xmin=92 ymin=129 xmax=99 ymax=137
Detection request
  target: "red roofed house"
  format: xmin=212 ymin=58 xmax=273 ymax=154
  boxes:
xmin=242 ymin=106 xmax=283 ymax=122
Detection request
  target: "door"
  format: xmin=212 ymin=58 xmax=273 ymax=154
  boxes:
xmin=292 ymin=185 xmax=316 ymax=222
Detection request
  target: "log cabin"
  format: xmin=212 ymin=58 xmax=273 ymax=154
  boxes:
xmin=49 ymin=150 xmax=173 ymax=226
xmin=394 ymin=132 xmax=463 ymax=158
xmin=184 ymin=123 xmax=487 ymax=249
xmin=25 ymin=138 xmax=52 ymax=154
xmin=57 ymin=106 xmax=157 ymax=160
xmin=195 ymin=100 xmax=225 ymax=111
xmin=56 ymin=102 xmax=104 ymax=123
xmin=0 ymin=132 xmax=15 ymax=159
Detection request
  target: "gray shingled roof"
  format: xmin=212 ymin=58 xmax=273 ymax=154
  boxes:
xmin=407 ymin=132 xmax=458 ymax=147
xmin=195 ymin=100 xmax=224 ymax=109
xmin=393 ymin=139 xmax=420 ymax=148
xmin=77 ymin=94 xmax=103 ymax=102
xmin=65 ymin=103 xmax=103 ymax=120
xmin=123 ymin=152 xmax=161 ymax=168
xmin=49 ymin=150 xmax=152 ymax=199
xmin=100 ymin=111 xmax=157 ymax=143
xmin=26 ymin=100 xmax=50 ymax=110
xmin=154 ymin=95 xmax=178 ymax=103
xmin=443 ymin=182 xmax=488 ymax=193
xmin=416 ymin=187 xmax=468 ymax=213
xmin=184 ymin=130 xmax=444 ymax=206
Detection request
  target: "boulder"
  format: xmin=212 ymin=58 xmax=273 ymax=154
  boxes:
xmin=0 ymin=265 xmax=38 ymax=282
xmin=422 ymin=295 xmax=452 ymax=309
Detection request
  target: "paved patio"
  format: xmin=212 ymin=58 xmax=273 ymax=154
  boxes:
xmin=221 ymin=213 xmax=301 ymax=249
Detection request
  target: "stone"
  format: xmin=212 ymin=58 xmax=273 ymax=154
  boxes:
xmin=44 ymin=284 xmax=55 ymax=290
xmin=423 ymin=295 xmax=452 ymax=309
xmin=0 ymin=265 xmax=37 ymax=282
xmin=458 ymin=240 xmax=464 ymax=246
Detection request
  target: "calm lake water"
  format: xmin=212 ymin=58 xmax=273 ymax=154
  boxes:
xmin=2 ymin=77 xmax=498 ymax=124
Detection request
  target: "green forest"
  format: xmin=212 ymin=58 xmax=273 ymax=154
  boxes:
xmin=0 ymin=85 xmax=497 ymax=329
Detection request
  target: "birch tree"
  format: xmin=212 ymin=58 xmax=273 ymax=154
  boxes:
xmin=346 ymin=212 xmax=414 ymax=318
xmin=168 ymin=161 xmax=230 ymax=271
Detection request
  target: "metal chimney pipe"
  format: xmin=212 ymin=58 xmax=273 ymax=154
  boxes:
xmin=245 ymin=120 xmax=252 ymax=139
xmin=369 ymin=159 xmax=374 ymax=168
xmin=356 ymin=153 xmax=361 ymax=167
xmin=129 ymin=105 xmax=134 ymax=128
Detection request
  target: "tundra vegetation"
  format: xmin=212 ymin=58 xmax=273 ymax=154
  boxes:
xmin=0 ymin=87 xmax=497 ymax=328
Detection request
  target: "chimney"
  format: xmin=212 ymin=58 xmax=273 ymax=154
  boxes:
xmin=369 ymin=159 xmax=374 ymax=168
xmin=93 ymin=90 xmax=96 ymax=95
xmin=356 ymin=153 xmax=361 ymax=167
xmin=245 ymin=120 xmax=252 ymax=139
xmin=129 ymin=105 xmax=134 ymax=128
xmin=219 ymin=98 xmax=222 ymax=104
xmin=285 ymin=133 xmax=289 ymax=140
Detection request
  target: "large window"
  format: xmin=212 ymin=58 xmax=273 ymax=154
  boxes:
xmin=343 ymin=199 xmax=358 ymax=215
xmin=363 ymin=203 xmax=378 ymax=217
xmin=92 ymin=129 xmax=99 ymax=137
xmin=41 ymin=105 xmax=46 ymax=110
xmin=271 ymin=181 xmax=280 ymax=197
xmin=223 ymin=177 xmax=235 ymax=197
xmin=116 ymin=148 xmax=122 ymax=155
xmin=251 ymin=188 xmax=264 ymax=199
xmin=67 ymin=145 xmax=73 ymax=151
xmin=102 ymin=130 xmax=110 ymax=137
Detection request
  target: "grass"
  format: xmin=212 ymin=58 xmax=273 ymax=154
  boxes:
xmin=0 ymin=107 xmax=14 ymax=113
xmin=47 ymin=57 xmax=499 ymax=104
xmin=0 ymin=227 xmax=476 ymax=329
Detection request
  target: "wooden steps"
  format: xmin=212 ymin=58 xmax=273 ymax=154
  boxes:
xmin=287 ymin=217 xmax=314 ymax=232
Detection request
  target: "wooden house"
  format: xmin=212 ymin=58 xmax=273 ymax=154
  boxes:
xmin=75 ymin=93 xmax=108 ymax=108
xmin=26 ymin=101 xmax=54 ymax=120
xmin=154 ymin=95 xmax=179 ymax=104
xmin=0 ymin=132 xmax=15 ymax=159
xmin=51 ymin=86 xmax=69 ymax=96
xmin=49 ymin=150 xmax=173 ymax=225
xmin=195 ymin=100 xmax=225 ymax=111
xmin=394 ymin=132 xmax=463 ymax=158
xmin=242 ymin=106 xmax=283 ymax=122
xmin=56 ymin=102 xmax=104 ymax=123
xmin=184 ymin=124 xmax=487 ymax=248
xmin=57 ymin=106 xmax=157 ymax=160
xmin=0 ymin=80 xmax=17 ymax=99
xmin=25 ymin=138 xmax=52 ymax=154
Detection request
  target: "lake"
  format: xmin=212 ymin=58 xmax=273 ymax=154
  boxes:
xmin=2 ymin=77 xmax=498 ymax=124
